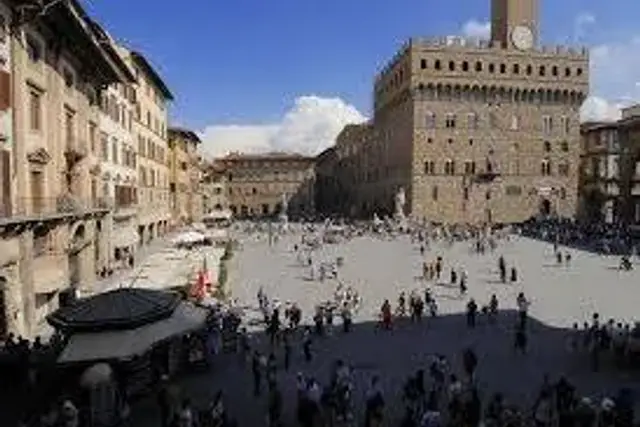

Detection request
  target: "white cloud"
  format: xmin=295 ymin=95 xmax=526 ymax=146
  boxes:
xmin=199 ymin=96 xmax=367 ymax=158
xmin=573 ymin=12 xmax=595 ymax=43
xmin=461 ymin=19 xmax=491 ymax=39
xmin=459 ymin=17 xmax=640 ymax=122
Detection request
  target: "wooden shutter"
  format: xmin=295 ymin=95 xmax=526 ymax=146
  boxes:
xmin=1 ymin=150 xmax=10 ymax=216
xmin=0 ymin=71 xmax=10 ymax=111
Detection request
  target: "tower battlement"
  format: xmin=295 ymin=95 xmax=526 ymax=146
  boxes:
xmin=374 ymin=37 xmax=589 ymax=84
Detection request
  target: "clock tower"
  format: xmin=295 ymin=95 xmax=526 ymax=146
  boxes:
xmin=490 ymin=0 xmax=539 ymax=50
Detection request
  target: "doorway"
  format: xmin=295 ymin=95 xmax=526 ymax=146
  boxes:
xmin=540 ymin=198 xmax=551 ymax=216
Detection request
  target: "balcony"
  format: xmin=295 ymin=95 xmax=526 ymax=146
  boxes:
xmin=0 ymin=196 xmax=110 ymax=227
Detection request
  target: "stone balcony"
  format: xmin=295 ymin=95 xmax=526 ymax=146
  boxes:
xmin=0 ymin=196 xmax=111 ymax=228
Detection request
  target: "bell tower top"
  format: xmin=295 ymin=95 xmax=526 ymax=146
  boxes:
xmin=490 ymin=0 xmax=539 ymax=50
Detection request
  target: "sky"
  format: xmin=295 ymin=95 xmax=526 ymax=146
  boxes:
xmin=81 ymin=0 xmax=640 ymax=157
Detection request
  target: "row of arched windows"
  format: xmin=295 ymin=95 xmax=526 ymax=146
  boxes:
xmin=413 ymin=83 xmax=585 ymax=106
xmin=421 ymin=58 xmax=583 ymax=79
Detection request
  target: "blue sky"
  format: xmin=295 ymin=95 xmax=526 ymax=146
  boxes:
xmin=82 ymin=0 xmax=640 ymax=155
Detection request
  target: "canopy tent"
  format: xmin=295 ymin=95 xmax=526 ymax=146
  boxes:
xmin=171 ymin=231 xmax=207 ymax=246
xmin=47 ymin=288 xmax=180 ymax=332
xmin=56 ymin=301 xmax=208 ymax=363
xmin=203 ymin=209 xmax=232 ymax=220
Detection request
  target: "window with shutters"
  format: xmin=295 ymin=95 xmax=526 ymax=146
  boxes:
xmin=1 ymin=150 xmax=10 ymax=217
xmin=29 ymin=89 xmax=42 ymax=131
xmin=0 ymin=71 xmax=10 ymax=111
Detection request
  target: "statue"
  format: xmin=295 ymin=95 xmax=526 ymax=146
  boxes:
xmin=395 ymin=187 xmax=406 ymax=217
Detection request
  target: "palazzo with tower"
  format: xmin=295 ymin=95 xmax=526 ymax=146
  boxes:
xmin=317 ymin=0 xmax=590 ymax=224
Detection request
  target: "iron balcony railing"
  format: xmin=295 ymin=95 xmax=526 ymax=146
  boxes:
xmin=0 ymin=195 xmax=111 ymax=221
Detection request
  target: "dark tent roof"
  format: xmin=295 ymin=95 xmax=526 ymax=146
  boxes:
xmin=47 ymin=288 xmax=180 ymax=333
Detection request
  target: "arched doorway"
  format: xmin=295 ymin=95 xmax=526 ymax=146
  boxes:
xmin=540 ymin=198 xmax=551 ymax=216
xmin=138 ymin=225 xmax=145 ymax=246
xmin=148 ymin=224 xmax=155 ymax=242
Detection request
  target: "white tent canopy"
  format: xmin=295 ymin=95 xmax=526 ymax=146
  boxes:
xmin=171 ymin=231 xmax=207 ymax=245
xmin=203 ymin=209 xmax=232 ymax=220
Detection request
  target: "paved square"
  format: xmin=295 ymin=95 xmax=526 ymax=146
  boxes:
xmin=130 ymin=231 xmax=640 ymax=426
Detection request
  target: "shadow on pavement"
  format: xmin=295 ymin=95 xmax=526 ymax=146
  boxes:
xmin=123 ymin=309 xmax=639 ymax=427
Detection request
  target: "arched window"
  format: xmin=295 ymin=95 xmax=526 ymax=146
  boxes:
xmin=475 ymin=61 xmax=482 ymax=71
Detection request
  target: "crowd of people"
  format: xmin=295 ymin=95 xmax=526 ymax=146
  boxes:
xmin=518 ymin=217 xmax=638 ymax=257
xmin=5 ymin=218 xmax=640 ymax=427
xmin=195 ymin=220 xmax=639 ymax=427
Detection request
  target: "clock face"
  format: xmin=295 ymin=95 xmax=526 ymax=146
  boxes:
xmin=511 ymin=25 xmax=533 ymax=50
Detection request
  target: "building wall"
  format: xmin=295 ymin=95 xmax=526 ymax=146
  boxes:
xmin=221 ymin=153 xmax=315 ymax=219
xmin=97 ymin=79 xmax=138 ymax=266
xmin=168 ymin=131 xmax=202 ymax=224
xmin=0 ymin=3 xmax=126 ymax=338
xmin=579 ymin=111 xmax=640 ymax=225
xmin=0 ymin=1 xmax=13 ymax=223
xmin=118 ymin=47 xmax=171 ymax=241
xmin=333 ymin=0 xmax=590 ymax=225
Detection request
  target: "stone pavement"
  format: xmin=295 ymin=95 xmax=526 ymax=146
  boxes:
xmin=127 ymin=232 xmax=640 ymax=426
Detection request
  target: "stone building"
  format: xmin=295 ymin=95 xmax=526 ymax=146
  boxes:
xmin=579 ymin=106 xmax=640 ymax=225
xmin=89 ymin=22 xmax=139 ymax=272
xmin=168 ymin=127 xmax=203 ymax=225
xmin=202 ymin=161 xmax=230 ymax=216
xmin=125 ymin=48 xmax=173 ymax=242
xmin=330 ymin=0 xmax=589 ymax=224
xmin=314 ymin=146 xmax=338 ymax=216
xmin=0 ymin=0 xmax=134 ymax=338
xmin=219 ymin=152 xmax=315 ymax=219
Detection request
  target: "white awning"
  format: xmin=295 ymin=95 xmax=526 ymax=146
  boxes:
xmin=112 ymin=226 xmax=138 ymax=248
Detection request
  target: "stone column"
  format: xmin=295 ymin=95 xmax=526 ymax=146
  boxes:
xmin=18 ymin=229 xmax=35 ymax=338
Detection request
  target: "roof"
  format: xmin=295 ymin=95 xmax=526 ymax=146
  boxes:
xmin=47 ymin=288 xmax=180 ymax=333
xmin=168 ymin=127 xmax=201 ymax=144
xmin=580 ymin=121 xmax=619 ymax=133
xmin=222 ymin=152 xmax=314 ymax=162
xmin=131 ymin=51 xmax=174 ymax=100
xmin=37 ymin=0 xmax=128 ymax=86
xmin=85 ymin=19 xmax=136 ymax=82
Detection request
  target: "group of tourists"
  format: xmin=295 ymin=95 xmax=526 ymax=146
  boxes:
xmin=205 ymin=217 xmax=637 ymax=427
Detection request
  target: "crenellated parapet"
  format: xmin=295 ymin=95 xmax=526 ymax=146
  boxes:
xmin=374 ymin=36 xmax=589 ymax=85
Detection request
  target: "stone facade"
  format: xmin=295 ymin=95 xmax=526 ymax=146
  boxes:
xmin=579 ymin=107 xmax=640 ymax=225
xmin=202 ymin=162 xmax=229 ymax=216
xmin=219 ymin=153 xmax=315 ymax=219
xmin=168 ymin=127 xmax=203 ymax=225
xmin=0 ymin=0 xmax=134 ymax=338
xmin=92 ymin=25 xmax=139 ymax=273
xmin=320 ymin=0 xmax=589 ymax=224
xmin=124 ymin=48 xmax=173 ymax=242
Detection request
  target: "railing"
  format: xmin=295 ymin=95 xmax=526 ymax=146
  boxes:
xmin=0 ymin=196 xmax=111 ymax=220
